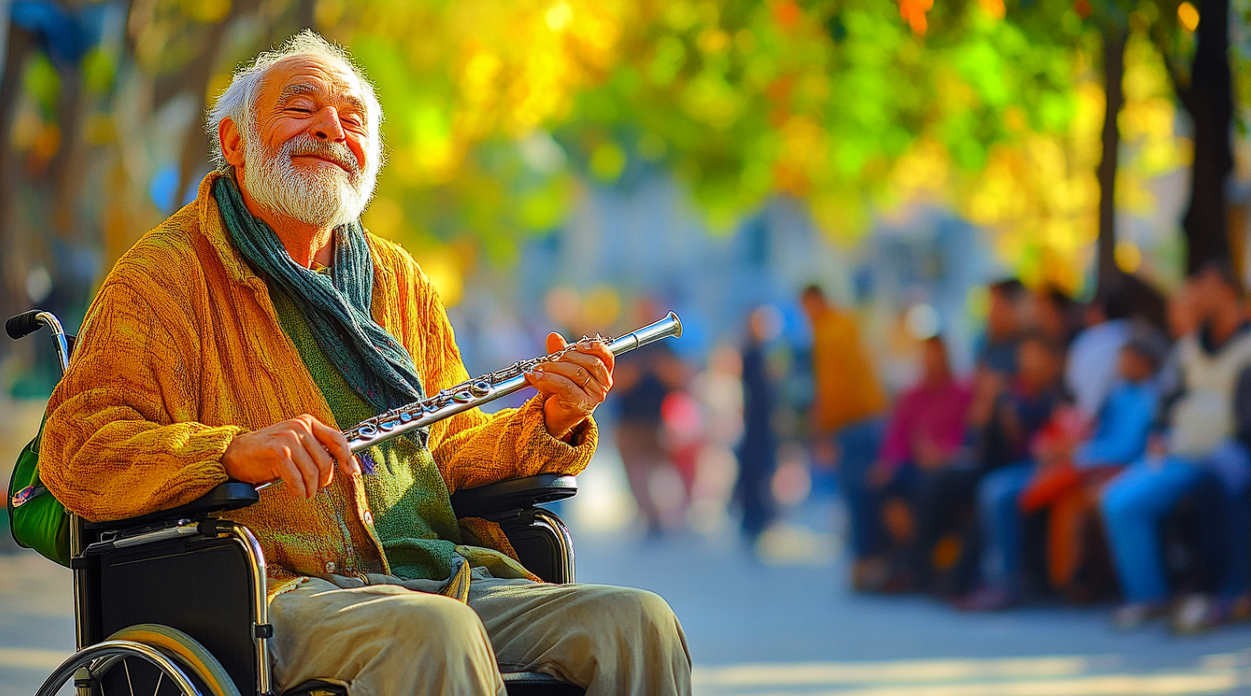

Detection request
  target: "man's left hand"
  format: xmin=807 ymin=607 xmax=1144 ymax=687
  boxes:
xmin=526 ymin=332 xmax=615 ymax=441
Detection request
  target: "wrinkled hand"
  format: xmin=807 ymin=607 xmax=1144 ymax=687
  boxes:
xmin=222 ymin=414 xmax=359 ymax=500
xmin=526 ymin=333 xmax=616 ymax=440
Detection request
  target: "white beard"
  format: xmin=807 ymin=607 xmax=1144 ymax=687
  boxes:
xmin=241 ymin=130 xmax=377 ymax=229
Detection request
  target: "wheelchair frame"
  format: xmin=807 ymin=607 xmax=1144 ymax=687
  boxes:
xmin=54 ymin=476 xmax=579 ymax=696
xmin=71 ymin=507 xmax=273 ymax=694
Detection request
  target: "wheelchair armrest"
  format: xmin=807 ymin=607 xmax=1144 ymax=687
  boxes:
xmin=450 ymin=474 xmax=577 ymax=521
xmin=83 ymin=481 xmax=260 ymax=531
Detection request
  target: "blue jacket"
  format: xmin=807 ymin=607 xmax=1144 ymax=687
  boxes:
xmin=1075 ymin=380 xmax=1158 ymax=467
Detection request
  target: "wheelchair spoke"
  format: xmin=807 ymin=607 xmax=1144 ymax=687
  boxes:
xmin=124 ymin=658 xmax=135 ymax=696
xmin=38 ymin=643 xmax=212 ymax=696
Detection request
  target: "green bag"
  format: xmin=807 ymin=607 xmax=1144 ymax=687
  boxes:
xmin=7 ymin=416 xmax=71 ymax=567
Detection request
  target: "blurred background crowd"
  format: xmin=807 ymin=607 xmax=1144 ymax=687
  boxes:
xmin=803 ymin=267 xmax=1251 ymax=637
xmin=4 ymin=0 xmax=1251 ymax=689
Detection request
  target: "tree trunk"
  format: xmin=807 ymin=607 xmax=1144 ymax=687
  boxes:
xmin=1096 ymin=25 xmax=1126 ymax=294
xmin=173 ymin=17 xmax=234 ymax=207
xmin=0 ymin=26 xmax=35 ymax=344
xmin=1182 ymin=0 xmax=1234 ymax=273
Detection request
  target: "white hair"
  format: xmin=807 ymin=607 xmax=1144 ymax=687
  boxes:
xmin=205 ymin=30 xmax=384 ymax=181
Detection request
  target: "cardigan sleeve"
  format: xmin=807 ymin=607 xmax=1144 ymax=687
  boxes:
xmin=39 ymin=279 xmax=237 ymax=521
xmin=415 ymin=283 xmax=597 ymax=495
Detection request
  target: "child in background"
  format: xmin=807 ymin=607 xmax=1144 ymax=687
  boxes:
xmin=1017 ymin=330 xmax=1164 ymax=600
xmin=957 ymin=334 xmax=1070 ymax=610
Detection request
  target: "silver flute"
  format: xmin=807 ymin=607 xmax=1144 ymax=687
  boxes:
xmin=342 ymin=311 xmax=683 ymax=453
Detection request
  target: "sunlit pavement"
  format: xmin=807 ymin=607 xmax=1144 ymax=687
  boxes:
xmin=0 ymin=550 xmax=74 ymax=696
xmin=571 ymin=499 xmax=1251 ymax=696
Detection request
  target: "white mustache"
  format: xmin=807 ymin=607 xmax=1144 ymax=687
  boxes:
xmin=284 ymin=135 xmax=360 ymax=176
xmin=241 ymin=118 xmax=379 ymax=229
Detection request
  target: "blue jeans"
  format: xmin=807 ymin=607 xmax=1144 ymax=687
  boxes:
xmin=977 ymin=460 xmax=1035 ymax=592
xmin=1102 ymin=441 xmax=1251 ymax=604
xmin=1193 ymin=442 xmax=1251 ymax=599
xmin=835 ymin=417 xmax=886 ymax=559
xmin=1100 ymin=455 xmax=1207 ymax=604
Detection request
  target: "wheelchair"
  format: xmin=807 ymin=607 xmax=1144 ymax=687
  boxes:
xmin=8 ymin=310 xmax=587 ymax=696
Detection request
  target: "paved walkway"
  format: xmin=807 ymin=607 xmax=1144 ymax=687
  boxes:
xmin=572 ymin=516 xmax=1251 ymax=696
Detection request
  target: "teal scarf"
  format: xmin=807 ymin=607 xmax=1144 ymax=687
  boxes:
xmin=213 ymin=176 xmax=428 ymax=442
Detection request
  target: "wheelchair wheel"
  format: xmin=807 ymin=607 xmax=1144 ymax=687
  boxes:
xmin=36 ymin=624 xmax=240 ymax=696
xmin=107 ymin=625 xmax=241 ymax=696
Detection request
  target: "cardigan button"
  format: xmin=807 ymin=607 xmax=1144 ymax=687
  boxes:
xmin=325 ymin=561 xmax=337 ymax=574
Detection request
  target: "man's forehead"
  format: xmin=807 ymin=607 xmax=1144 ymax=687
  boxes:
xmin=261 ymin=54 xmax=365 ymax=105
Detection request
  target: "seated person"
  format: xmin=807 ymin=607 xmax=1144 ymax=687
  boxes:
xmin=1065 ymin=284 xmax=1135 ymax=419
xmin=899 ymin=333 xmax=1065 ymax=595
xmin=38 ymin=32 xmax=691 ymax=696
xmin=855 ymin=336 xmax=970 ymax=590
xmin=1065 ymin=330 xmax=1163 ymax=469
xmin=973 ymin=278 xmax=1027 ymax=377
xmin=1024 ymin=285 xmax=1080 ymax=349
xmin=971 ymin=329 xmax=1163 ymax=609
xmin=953 ymin=333 xmax=1069 ymax=609
xmin=1100 ymin=260 xmax=1251 ymax=630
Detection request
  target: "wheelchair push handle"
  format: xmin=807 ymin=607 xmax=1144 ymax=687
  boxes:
xmin=6 ymin=310 xmax=44 ymax=340
xmin=6 ymin=309 xmax=72 ymax=375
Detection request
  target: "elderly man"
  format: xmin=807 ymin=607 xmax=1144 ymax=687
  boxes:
xmin=40 ymin=31 xmax=690 ymax=695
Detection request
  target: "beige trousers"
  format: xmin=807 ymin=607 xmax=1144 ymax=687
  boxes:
xmin=268 ymin=570 xmax=692 ymax=696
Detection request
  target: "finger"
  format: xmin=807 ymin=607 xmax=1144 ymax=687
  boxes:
xmin=529 ymin=363 xmax=606 ymax=405
xmin=554 ymin=350 xmax=613 ymax=390
xmin=308 ymin=418 xmax=359 ymax=476
xmin=534 ymin=360 xmax=601 ymax=397
xmin=299 ymin=431 xmax=337 ymax=491
xmin=571 ymin=339 xmax=615 ymax=374
xmin=288 ymin=443 xmax=322 ymax=500
xmin=546 ymin=331 xmax=568 ymax=355
xmin=275 ymin=457 xmax=308 ymax=500
xmin=530 ymin=369 xmax=595 ymax=409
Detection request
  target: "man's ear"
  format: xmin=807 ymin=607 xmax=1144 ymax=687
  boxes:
xmin=219 ymin=118 xmax=245 ymax=169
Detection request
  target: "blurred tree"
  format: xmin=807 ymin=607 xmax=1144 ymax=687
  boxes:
xmin=0 ymin=0 xmax=1242 ymax=367
xmin=1049 ymin=0 xmax=1242 ymax=283
xmin=1151 ymin=0 xmax=1236 ymax=273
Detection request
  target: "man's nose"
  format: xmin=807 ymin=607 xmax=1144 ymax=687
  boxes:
xmin=310 ymin=106 xmax=346 ymax=142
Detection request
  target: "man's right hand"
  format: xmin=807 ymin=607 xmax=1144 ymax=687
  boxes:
xmin=222 ymin=414 xmax=359 ymax=500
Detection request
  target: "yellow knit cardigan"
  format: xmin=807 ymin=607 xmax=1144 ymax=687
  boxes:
xmin=40 ymin=172 xmax=597 ymax=593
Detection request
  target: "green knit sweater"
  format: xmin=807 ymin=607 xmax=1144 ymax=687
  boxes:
xmin=270 ymin=285 xmax=530 ymax=582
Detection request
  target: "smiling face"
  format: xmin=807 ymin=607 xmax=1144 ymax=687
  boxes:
xmin=237 ymin=54 xmax=379 ymax=228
